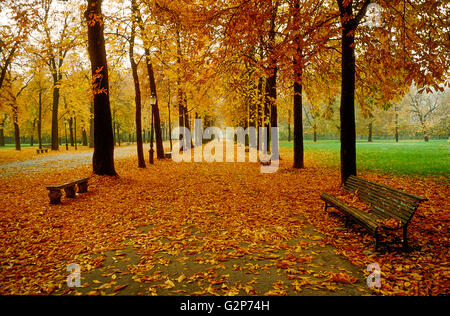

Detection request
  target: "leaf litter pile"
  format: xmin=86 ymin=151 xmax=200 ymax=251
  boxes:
xmin=0 ymin=149 xmax=448 ymax=296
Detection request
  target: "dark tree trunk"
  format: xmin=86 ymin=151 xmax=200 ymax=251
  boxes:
xmin=288 ymin=109 xmax=291 ymax=142
xmin=395 ymin=110 xmax=399 ymax=143
xmin=129 ymin=9 xmax=146 ymax=168
xmin=293 ymin=57 xmax=304 ymax=169
xmin=38 ymin=91 xmax=42 ymax=149
xmin=265 ymin=65 xmax=277 ymax=150
xmin=0 ymin=125 xmax=4 ymax=147
xmin=368 ymin=121 xmax=373 ymax=142
xmin=89 ymin=102 xmax=94 ymax=148
xmin=85 ymin=0 xmax=117 ymax=176
xmin=51 ymin=84 xmax=60 ymax=150
xmin=30 ymin=118 xmax=36 ymax=146
xmin=313 ymin=124 xmax=317 ymax=142
xmin=82 ymin=128 xmax=88 ymax=146
xmin=167 ymin=84 xmax=173 ymax=151
xmin=69 ymin=117 xmax=74 ymax=146
xmin=257 ymin=77 xmax=264 ymax=150
xmin=292 ymin=7 xmax=304 ymax=169
xmin=134 ymin=5 xmax=164 ymax=158
xmin=74 ymin=116 xmax=77 ymax=150
xmin=267 ymin=66 xmax=278 ymax=129
xmin=14 ymin=122 xmax=20 ymax=151
xmin=145 ymin=61 xmax=164 ymax=158
xmin=339 ymin=1 xmax=357 ymax=183
xmin=116 ymin=124 xmax=120 ymax=146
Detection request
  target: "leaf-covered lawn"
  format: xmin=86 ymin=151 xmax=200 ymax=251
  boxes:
xmin=0 ymin=148 xmax=448 ymax=295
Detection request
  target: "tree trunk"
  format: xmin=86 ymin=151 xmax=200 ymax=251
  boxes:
xmin=85 ymin=0 xmax=117 ymax=176
xmin=293 ymin=57 xmax=304 ymax=169
xmin=394 ymin=107 xmax=399 ymax=142
xmin=257 ymin=77 xmax=264 ymax=150
xmin=129 ymin=8 xmax=146 ymax=168
xmin=30 ymin=118 xmax=36 ymax=146
xmin=167 ymin=84 xmax=173 ymax=151
xmin=82 ymin=128 xmax=88 ymax=146
xmin=14 ymin=122 xmax=20 ymax=151
xmin=423 ymin=126 xmax=429 ymax=142
xmin=0 ymin=125 xmax=4 ymax=147
xmin=38 ymin=91 xmax=42 ymax=149
xmin=368 ymin=121 xmax=373 ymax=142
xmin=145 ymin=61 xmax=164 ymax=158
xmin=74 ymin=116 xmax=77 ymax=150
xmin=287 ymin=109 xmax=291 ymax=142
xmin=69 ymin=117 xmax=74 ymax=146
xmin=292 ymin=6 xmax=304 ymax=169
xmin=116 ymin=123 xmax=120 ymax=146
xmin=339 ymin=1 xmax=357 ymax=183
xmin=89 ymin=102 xmax=94 ymax=148
xmin=313 ymin=124 xmax=317 ymax=142
xmin=51 ymin=84 xmax=60 ymax=150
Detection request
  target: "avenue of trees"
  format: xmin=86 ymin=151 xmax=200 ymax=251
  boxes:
xmin=0 ymin=0 xmax=448 ymax=181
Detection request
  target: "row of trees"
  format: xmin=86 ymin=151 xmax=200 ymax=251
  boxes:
xmin=1 ymin=0 xmax=448 ymax=180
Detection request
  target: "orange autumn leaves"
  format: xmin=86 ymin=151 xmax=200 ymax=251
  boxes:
xmin=0 ymin=148 xmax=448 ymax=296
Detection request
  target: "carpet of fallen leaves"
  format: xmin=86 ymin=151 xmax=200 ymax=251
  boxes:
xmin=0 ymin=147 xmax=448 ymax=296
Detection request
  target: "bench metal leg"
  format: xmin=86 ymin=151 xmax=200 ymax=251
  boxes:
xmin=323 ymin=202 xmax=328 ymax=212
xmin=64 ymin=185 xmax=76 ymax=198
xmin=374 ymin=231 xmax=379 ymax=251
xmin=78 ymin=181 xmax=88 ymax=193
xmin=402 ymin=227 xmax=408 ymax=250
xmin=48 ymin=189 xmax=62 ymax=204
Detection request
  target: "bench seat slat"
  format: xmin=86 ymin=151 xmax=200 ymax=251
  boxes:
xmin=46 ymin=177 xmax=89 ymax=190
xmin=320 ymin=193 xmax=380 ymax=233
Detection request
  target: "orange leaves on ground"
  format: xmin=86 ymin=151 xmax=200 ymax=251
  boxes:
xmin=0 ymin=147 xmax=448 ymax=296
xmin=326 ymin=272 xmax=358 ymax=284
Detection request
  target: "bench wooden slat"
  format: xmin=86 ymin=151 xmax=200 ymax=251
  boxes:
xmin=344 ymin=183 xmax=414 ymax=223
xmin=346 ymin=176 xmax=426 ymax=203
xmin=345 ymin=181 xmax=420 ymax=210
xmin=46 ymin=177 xmax=89 ymax=190
xmin=320 ymin=193 xmax=380 ymax=233
xmin=344 ymin=180 xmax=419 ymax=221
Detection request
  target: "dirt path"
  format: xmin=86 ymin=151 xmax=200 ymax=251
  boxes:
xmin=0 ymin=145 xmax=137 ymax=177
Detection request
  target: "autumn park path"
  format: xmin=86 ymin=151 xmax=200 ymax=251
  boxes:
xmin=0 ymin=146 xmax=447 ymax=296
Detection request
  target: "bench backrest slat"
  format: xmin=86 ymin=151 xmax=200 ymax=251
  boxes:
xmin=46 ymin=178 xmax=89 ymax=190
xmin=344 ymin=175 xmax=426 ymax=225
xmin=344 ymin=180 xmax=418 ymax=215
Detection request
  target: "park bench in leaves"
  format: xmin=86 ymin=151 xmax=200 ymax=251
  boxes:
xmin=46 ymin=177 xmax=89 ymax=204
xmin=36 ymin=145 xmax=51 ymax=154
xmin=320 ymin=175 xmax=427 ymax=251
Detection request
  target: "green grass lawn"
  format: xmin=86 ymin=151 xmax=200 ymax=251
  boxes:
xmin=280 ymin=139 xmax=449 ymax=177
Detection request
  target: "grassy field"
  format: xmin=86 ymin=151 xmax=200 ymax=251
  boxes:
xmin=280 ymin=139 xmax=449 ymax=177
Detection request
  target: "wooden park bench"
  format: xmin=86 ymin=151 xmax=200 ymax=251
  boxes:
xmin=164 ymin=152 xmax=172 ymax=159
xmin=46 ymin=177 xmax=89 ymax=204
xmin=36 ymin=145 xmax=51 ymax=154
xmin=320 ymin=175 xmax=427 ymax=251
